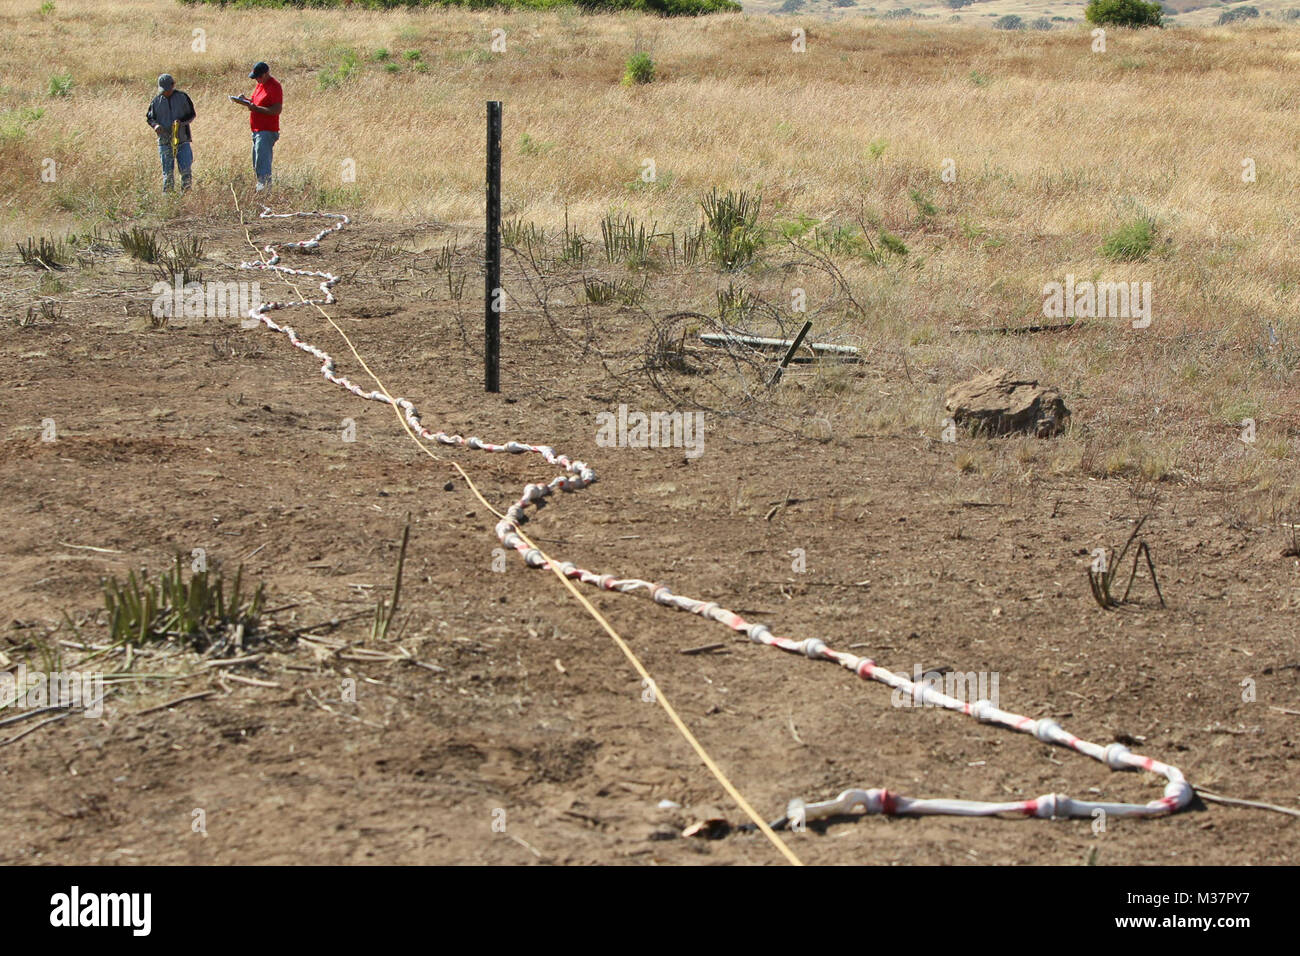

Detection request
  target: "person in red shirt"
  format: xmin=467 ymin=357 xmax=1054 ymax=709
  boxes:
xmin=232 ymin=62 xmax=282 ymax=191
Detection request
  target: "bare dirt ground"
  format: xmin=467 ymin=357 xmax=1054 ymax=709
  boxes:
xmin=2 ymin=204 xmax=1298 ymax=865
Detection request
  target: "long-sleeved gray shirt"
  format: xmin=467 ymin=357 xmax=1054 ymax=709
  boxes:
xmin=146 ymin=90 xmax=196 ymax=144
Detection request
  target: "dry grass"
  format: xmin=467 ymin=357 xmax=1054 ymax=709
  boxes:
xmin=1 ymin=2 xmax=1297 ymax=513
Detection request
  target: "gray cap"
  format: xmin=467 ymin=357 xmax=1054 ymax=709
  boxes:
xmin=157 ymin=74 xmax=175 ymax=92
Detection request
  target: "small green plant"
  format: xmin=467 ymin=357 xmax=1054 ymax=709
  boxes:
xmin=583 ymin=275 xmax=647 ymax=306
xmin=969 ymin=70 xmax=991 ymax=87
xmin=102 ymin=555 xmax=265 ymax=649
xmin=715 ymin=281 xmax=754 ymax=323
xmin=319 ymin=49 xmax=361 ymax=89
xmin=169 ymin=234 xmax=205 ymax=269
xmin=584 ymin=276 xmax=617 ymax=305
xmin=502 ymin=216 xmax=544 ymax=247
xmin=66 ymin=224 xmax=110 ymax=250
xmin=700 ymin=187 xmax=763 ymax=270
xmin=812 ymin=223 xmax=865 ymax=257
xmin=1101 ymin=216 xmax=1157 ymax=262
xmin=960 ymin=219 xmax=989 ymax=245
xmin=38 ymin=272 xmax=65 ymax=294
xmin=153 ymin=236 xmax=206 ymax=285
xmin=559 ymin=207 xmax=587 ymax=265
xmin=667 ymin=223 xmax=707 ymax=267
xmin=384 ymin=62 xmax=401 ymax=74
xmin=909 ymin=188 xmax=938 ymax=224
xmin=600 ymin=212 xmax=657 ymax=266
xmin=47 ymin=72 xmax=73 ymax=97
xmin=371 ymin=517 xmax=410 ymax=641
xmin=776 ymin=214 xmax=819 ymax=242
xmin=519 ymin=132 xmax=554 ymax=156
xmin=869 ymin=229 xmax=908 ymax=264
xmin=371 ymin=47 xmax=390 ymax=62
xmin=867 ymin=138 xmax=888 ymax=159
xmin=622 ymin=51 xmax=655 ymax=86
xmin=39 ymin=1 xmax=55 ymax=15
xmin=118 ymin=226 xmax=162 ymax=263
xmin=402 ymin=49 xmax=421 ymax=62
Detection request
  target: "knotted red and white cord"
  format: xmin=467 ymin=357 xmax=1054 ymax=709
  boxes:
xmin=239 ymin=207 xmax=1194 ymax=826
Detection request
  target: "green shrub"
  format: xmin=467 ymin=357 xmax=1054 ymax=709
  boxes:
xmin=1085 ymin=0 xmax=1163 ymax=27
xmin=1218 ymin=5 xmax=1258 ymax=23
xmin=909 ymin=188 xmax=938 ymax=223
xmin=599 ymin=212 xmax=657 ymax=266
xmin=47 ymin=72 xmax=73 ymax=97
xmin=700 ymin=188 xmax=763 ymax=270
xmin=319 ymin=48 xmax=361 ymax=89
xmin=102 ymin=555 xmax=265 ymax=650
xmin=622 ymin=51 xmax=655 ymax=86
xmin=1101 ymin=217 xmax=1157 ymax=262
xmin=876 ymin=229 xmax=908 ymax=258
xmin=995 ymin=14 xmax=1024 ymax=28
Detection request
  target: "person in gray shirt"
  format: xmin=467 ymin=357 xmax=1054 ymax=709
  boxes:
xmin=146 ymin=74 xmax=196 ymax=192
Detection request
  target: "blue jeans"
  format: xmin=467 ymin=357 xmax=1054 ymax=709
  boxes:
xmin=252 ymin=130 xmax=278 ymax=186
xmin=159 ymin=138 xmax=193 ymax=192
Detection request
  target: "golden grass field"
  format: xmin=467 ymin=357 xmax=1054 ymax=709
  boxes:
xmin=2 ymin=1 xmax=1298 ymax=516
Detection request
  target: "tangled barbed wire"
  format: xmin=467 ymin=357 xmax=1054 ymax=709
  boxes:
xmin=476 ymin=237 xmax=873 ymax=431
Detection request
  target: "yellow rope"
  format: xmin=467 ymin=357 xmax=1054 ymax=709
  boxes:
xmin=230 ymin=190 xmax=802 ymax=865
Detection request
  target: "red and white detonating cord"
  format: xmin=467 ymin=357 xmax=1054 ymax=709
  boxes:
xmin=239 ymin=208 xmax=1194 ymax=826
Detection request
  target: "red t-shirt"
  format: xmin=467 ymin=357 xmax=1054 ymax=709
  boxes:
xmin=250 ymin=76 xmax=282 ymax=132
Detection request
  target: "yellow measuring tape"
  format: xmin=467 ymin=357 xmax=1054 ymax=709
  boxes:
xmin=230 ymin=190 xmax=803 ymax=865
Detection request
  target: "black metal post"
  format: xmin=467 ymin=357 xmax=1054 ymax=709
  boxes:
xmin=485 ymin=101 xmax=502 ymax=393
xmin=769 ymin=320 xmax=813 ymax=386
